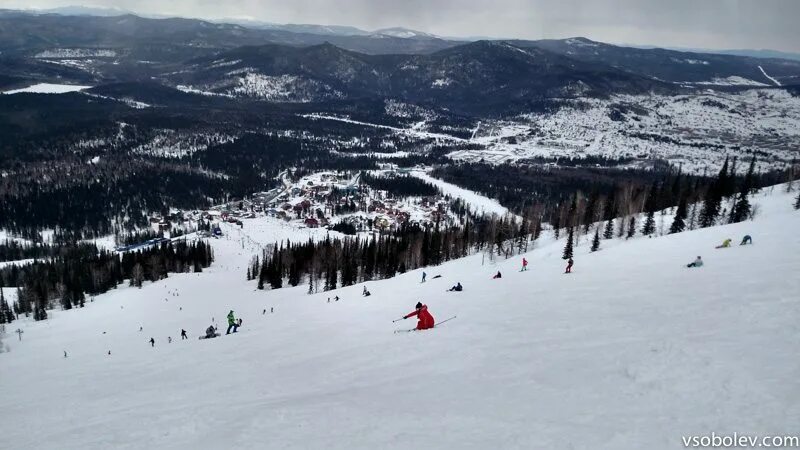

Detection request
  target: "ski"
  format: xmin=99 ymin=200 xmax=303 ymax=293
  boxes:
xmin=394 ymin=316 xmax=457 ymax=333
xmin=435 ymin=316 xmax=457 ymax=326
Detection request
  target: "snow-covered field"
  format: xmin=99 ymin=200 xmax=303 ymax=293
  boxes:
xmin=1 ymin=83 xmax=93 ymax=94
xmin=1 ymin=187 xmax=799 ymax=449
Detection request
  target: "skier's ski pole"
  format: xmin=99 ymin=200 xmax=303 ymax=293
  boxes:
xmin=435 ymin=316 xmax=457 ymax=326
xmin=392 ymin=317 xmax=405 ymax=323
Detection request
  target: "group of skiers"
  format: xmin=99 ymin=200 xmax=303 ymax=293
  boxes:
xmin=688 ymin=234 xmax=753 ymax=268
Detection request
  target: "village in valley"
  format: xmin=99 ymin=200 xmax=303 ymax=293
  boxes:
xmin=136 ymin=168 xmax=468 ymax=251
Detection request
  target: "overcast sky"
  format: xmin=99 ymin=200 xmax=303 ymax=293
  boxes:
xmin=3 ymin=0 xmax=799 ymax=52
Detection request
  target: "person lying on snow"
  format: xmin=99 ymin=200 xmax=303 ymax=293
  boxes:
xmin=404 ymin=302 xmax=435 ymax=330
xmin=448 ymin=282 xmax=463 ymax=292
xmin=716 ymin=239 xmax=732 ymax=249
xmin=687 ymin=256 xmax=704 ymax=268
xmin=492 ymin=271 xmax=502 ymax=279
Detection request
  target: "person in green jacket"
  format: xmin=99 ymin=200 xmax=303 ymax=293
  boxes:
xmin=226 ymin=310 xmax=238 ymax=334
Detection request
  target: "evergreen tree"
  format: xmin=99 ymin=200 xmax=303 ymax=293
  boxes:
xmin=0 ymin=287 xmax=13 ymax=324
xmin=641 ymin=183 xmax=657 ymax=236
xmin=562 ymin=227 xmax=574 ymax=260
xmin=669 ymin=194 xmax=688 ymax=234
xmin=552 ymin=214 xmax=561 ymax=240
xmin=590 ymin=228 xmax=600 ymax=252
xmin=582 ymin=192 xmax=598 ymax=233
xmin=699 ymin=158 xmax=728 ymax=228
xmin=795 ymin=190 xmax=800 ymax=210
xmin=626 ymin=216 xmax=636 ymax=239
xmin=602 ymin=194 xmax=616 ymax=240
xmin=730 ymin=157 xmax=756 ymax=224
xmin=603 ymin=219 xmax=614 ymax=239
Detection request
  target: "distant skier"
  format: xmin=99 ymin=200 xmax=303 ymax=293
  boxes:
xmin=64 ymin=350 xmax=68 ymax=358
xmin=448 ymin=282 xmax=463 ymax=292
xmin=363 ymin=286 xmax=371 ymax=297
xmin=403 ymin=302 xmax=435 ymax=331
xmin=181 ymin=329 xmax=188 ymax=340
xmin=334 ymin=296 xmax=340 ymax=302
xmin=226 ymin=310 xmax=238 ymax=334
xmin=716 ymin=239 xmax=732 ymax=249
xmin=687 ymin=256 xmax=704 ymax=268
xmin=521 ymin=258 xmax=528 ymax=272
xmin=740 ymin=235 xmax=753 ymax=245
xmin=421 ymin=271 xmax=427 ymax=283
xmin=492 ymin=271 xmax=502 ymax=279
xmin=565 ymin=257 xmax=574 ymax=274
xmin=149 ymin=337 xmax=155 ymax=347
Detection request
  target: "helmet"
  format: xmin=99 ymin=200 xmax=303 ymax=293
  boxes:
xmin=416 ymin=302 xmax=423 ymax=309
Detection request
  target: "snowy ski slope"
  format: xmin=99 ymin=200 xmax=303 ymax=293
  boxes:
xmin=1 ymin=187 xmax=799 ymax=449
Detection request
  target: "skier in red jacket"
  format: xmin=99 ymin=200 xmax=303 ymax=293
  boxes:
xmin=404 ymin=302 xmax=435 ymax=330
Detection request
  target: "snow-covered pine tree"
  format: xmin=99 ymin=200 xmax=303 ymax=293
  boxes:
xmin=590 ymin=228 xmax=600 ymax=252
xmin=794 ymin=190 xmax=800 ymax=210
xmin=603 ymin=219 xmax=614 ymax=239
xmin=669 ymin=194 xmax=688 ymax=234
xmin=730 ymin=156 xmax=756 ymax=223
xmin=641 ymin=183 xmax=657 ymax=236
xmin=699 ymin=157 xmax=729 ymax=227
xmin=0 ymin=287 xmax=12 ymax=324
xmin=562 ymin=227 xmax=574 ymax=260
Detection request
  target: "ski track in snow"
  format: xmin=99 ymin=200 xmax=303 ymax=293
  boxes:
xmin=758 ymin=65 xmax=782 ymax=86
xmin=409 ymin=170 xmax=514 ymax=218
xmin=1 ymin=186 xmax=799 ymax=449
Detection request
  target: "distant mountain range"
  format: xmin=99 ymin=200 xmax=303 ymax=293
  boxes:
xmin=1 ymin=10 xmax=799 ymax=116
xmin=6 ymin=6 xmax=797 ymax=61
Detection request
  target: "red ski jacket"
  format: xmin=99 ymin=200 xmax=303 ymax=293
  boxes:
xmin=405 ymin=305 xmax=435 ymax=330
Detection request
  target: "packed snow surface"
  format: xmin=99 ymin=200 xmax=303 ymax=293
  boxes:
xmin=1 ymin=187 xmax=799 ymax=449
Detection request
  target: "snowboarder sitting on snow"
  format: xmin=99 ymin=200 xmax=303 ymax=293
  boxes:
xmin=362 ymin=286 xmax=371 ymax=297
xmin=687 ymin=256 xmax=704 ymax=268
xmin=740 ymin=235 xmax=753 ymax=245
xmin=403 ymin=302 xmax=435 ymax=331
xmin=226 ymin=310 xmax=239 ymax=334
xmin=448 ymin=282 xmax=463 ymax=292
xmin=565 ymin=257 xmax=574 ymax=274
xmin=204 ymin=325 xmax=218 ymax=339
xmin=492 ymin=271 xmax=502 ymax=279
xmin=716 ymin=239 xmax=732 ymax=249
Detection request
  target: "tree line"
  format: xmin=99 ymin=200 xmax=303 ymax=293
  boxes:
xmin=0 ymin=240 xmax=214 ymax=324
